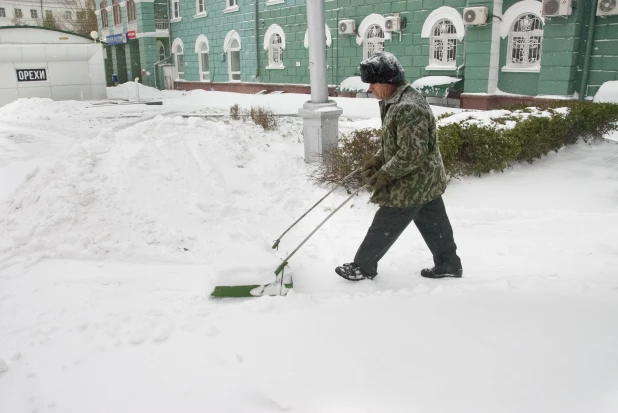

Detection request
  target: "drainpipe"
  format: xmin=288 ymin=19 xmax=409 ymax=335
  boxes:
xmin=255 ymin=0 xmax=260 ymax=80
xmin=40 ymin=0 xmax=43 ymax=20
xmin=579 ymin=0 xmax=598 ymax=100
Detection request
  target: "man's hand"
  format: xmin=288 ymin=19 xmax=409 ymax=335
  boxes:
xmin=368 ymin=170 xmax=392 ymax=191
xmin=359 ymin=158 xmax=380 ymax=179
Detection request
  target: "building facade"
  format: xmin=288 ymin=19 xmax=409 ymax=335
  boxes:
xmin=0 ymin=0 xmax=78 ymax=29
xmin=96 ymin=0 xmax=618 ymax=108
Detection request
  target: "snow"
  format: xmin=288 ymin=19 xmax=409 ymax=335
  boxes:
xmin=594 ymin=80 xmax=618 ymax=103
xmin=1 ymin=84 xmax=618 ymax=413
xmin=411 ymin=76 xmax=462 ymax=88
xmin=338 ymin=76 xmax=369 ymax=93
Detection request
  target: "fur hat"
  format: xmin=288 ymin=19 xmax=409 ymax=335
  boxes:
xmin=359 ymin=52 xmax=406 ymax=85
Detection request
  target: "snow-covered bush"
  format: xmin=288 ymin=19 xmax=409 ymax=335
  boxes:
xmin=311 ymin=101 xmax=618 ymax=187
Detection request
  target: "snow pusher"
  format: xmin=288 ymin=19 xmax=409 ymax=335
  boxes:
xmin=210 ymin=170 xmax=367 ymax=298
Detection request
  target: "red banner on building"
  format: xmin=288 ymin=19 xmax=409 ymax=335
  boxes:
xmin=126 ymin=31 xmax=136 ymax=40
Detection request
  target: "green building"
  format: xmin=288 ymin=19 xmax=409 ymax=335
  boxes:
xmin=97 ymin=0 xmax=618 ymax=108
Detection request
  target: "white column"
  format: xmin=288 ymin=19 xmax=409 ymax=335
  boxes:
xmin=306 ymin=0 xmax=328 ymax=103
xmin=299 ymin=0 xmax=342 ymax=163
xmin=488 ymin=0 xmax=504 ymax=94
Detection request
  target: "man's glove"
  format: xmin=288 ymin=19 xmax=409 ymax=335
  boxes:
xmin=368 ymin=170 xmax=392 ymax=191
xmin=359 ymin=158 xmax=380 ymax=179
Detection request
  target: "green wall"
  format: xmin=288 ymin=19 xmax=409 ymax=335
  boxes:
xmin=97 ymin=0 xmax=618 ymax=99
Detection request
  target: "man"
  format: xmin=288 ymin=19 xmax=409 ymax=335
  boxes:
xmin=335 ymin=52 xmax=463 ymax=281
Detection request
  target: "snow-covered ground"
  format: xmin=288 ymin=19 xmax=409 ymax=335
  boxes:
xmin=1 ymin=86 xmax=617 ymax=413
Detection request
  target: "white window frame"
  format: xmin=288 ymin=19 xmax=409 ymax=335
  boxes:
xmin=65 ymin=11 xmax=72 ymax=20
xmin=264 ymin=24 xmax=286 ymax=69
xmin=0 ymin=8 xmax=5 ymax=18
xmin=100 ymin=1 xmax=108 ymax=29
xmin=195 ymin=0 xmax=206 ymax=17
xmin=363 ymin=24 xmax=384 ymax=60
xmin=171 ymin=0 xmax=180 ymax=20
xmin=112 ymin=0 xmax=121 ymax=26
xmin=429 ymin=19 xmax=457 ymax=68
xmin=173 ymin=39 xmax=184 ymax=80
xmin=195 ymin=35 xmax=210 ymax=81
xmin=30 ymin=9 xmax=38 ymax=19
xmin=224 ymin=31 xmax=241 ymax=82
xmin=14 ymin=8 xmax=23 ymax=18
xmin=224 ymin=0 xmax=238 ymax=13
xmin=126 ymin=0 xmax=136 ymax=23
xmin=503 ymin=13 xmax=543 ymax=73
xmin=268 ymin=34 xmax=284 ymax=68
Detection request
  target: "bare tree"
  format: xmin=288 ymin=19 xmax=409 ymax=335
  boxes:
xmin=58 ymin=0 xmax=97 ymax=35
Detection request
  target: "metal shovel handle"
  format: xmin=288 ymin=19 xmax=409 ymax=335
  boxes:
xmin=274 ymin=184 xmax=369 ymax=275
xmin=272 ymin=168 xmax=361 ymax=250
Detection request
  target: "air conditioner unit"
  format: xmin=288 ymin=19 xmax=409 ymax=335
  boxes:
xmin=597 ymin=0 xmax=618 ymax=16
xmin=338 ymin=19 xmax=356 ymax=35
xmin=542 ymin=0 xmax=572 ymax=17
xmin=384 ymin=16 xmax=401 ymax=32
xmin=463 ymin=7 xmax=488 ymax=25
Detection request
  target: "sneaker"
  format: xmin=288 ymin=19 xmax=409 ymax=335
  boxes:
xmin=420 ymin=266 xmax=463 ymax=279
xmin=335 ymin=263 xmax=376 ymax=281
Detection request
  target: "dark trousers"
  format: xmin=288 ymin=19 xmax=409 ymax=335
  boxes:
xmin=354 ymin=196 xmax=461 ymax=276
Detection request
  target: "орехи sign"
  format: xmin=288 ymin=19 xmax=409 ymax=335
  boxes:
xmin=16 ymin=69 xmax=48 ymax=82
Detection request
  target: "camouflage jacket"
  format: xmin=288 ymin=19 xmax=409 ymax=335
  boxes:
xmin=369 ymin=83 xmax=447 ymax=207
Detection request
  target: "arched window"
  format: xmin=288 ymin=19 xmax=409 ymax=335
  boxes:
xmin=508 ymin=13 xmax=543 ymax=69
xmin=268 ymin=34 xmax=283 ymax=68
xmin=430 ymin=19 xmax=457 ymax=67
xmin=100 ymin=1 xmax=108 ymax=29
xmin=127 ymin=0 xmax=136 ymax=23
xmin=363 ymin=24 xmax=384 ymax=60
xmin=112 ymin=0 xmax=121 ymax=26
xmin=199 ymin=43 xmax=209 ymax=81
xmin=157 ymin=40 xmax=166 ymax=61
xmin=174 ymin=42 xmax=184 ymax=80
xmin=224 ymin=31 xmax=241 ymax=82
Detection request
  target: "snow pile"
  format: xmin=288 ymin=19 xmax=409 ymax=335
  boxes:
xmin=106 ymin=81 xmax=164 ymax=100
xmin=0 ymin=97 xmax=86 ymax=118
xmin=0 ymin=115 xmax=304 ymax=282
xmin=412 ymin=76 xmax=463 ymax=88
xmin=338 ymin=76 xmax=369 ymax=93
xmin=593 ymin=80 xmax=618 ymax=103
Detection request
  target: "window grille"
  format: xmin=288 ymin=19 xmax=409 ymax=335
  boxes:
xmin=509 ymin=14 xmax=543 ymax=68
xmin=430 ymin=19 xmax=457 ymax=67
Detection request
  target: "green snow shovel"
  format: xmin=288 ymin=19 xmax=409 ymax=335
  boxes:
xmin=210 ymin=175 xmax=367 ymax=298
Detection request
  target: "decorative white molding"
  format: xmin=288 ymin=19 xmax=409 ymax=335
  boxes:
xmin=501 ymin=0 xmax=544 ymax=38
xmin=356 ymin=14 xmax=392 ymax=46
xmin=194 ymin=12 xmax=207 ymax=19
xmin=137 ymin=32 xmax=169 ymax=38
xmin=266 ymin=0 xmax=284 ymax=5
xmin=223 ymin=30 xmax=241 ymax=52
xmin=263 ymin=24 xmax=286 ymax=50
xmin=501 ymin=65 xmax=541 ymax=73
xmin=134 ymin=0 xmax=155 ymax=3
xmin=223 ymin=5 xmax=239 ymax=13
xmin=266 ymin=66 xmax=285 ymax=70
xmin=120 ymin=1 xmax=126 ymax=7
xmin=195 ymin=34 xmax=209 ymax=53
xmin=172 ymin=37 xmax=184 ymax=52
xmin=303 ymin=24 xmax=332 ymax=48
xmin=170 ymin=17 xmax=182 ymax=23
xmin=421 ymin=7 xmax=465 ymax=41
